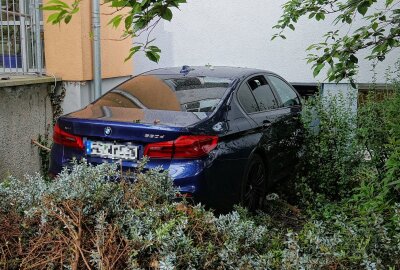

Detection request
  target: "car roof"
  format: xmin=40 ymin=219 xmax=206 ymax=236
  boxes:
xmin=142 ymin=66 xmax=277 ymax=80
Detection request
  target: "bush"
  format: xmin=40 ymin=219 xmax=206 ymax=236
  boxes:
xmin=1 ymin=158 xmax=400 ymax=269
xmin=0 ymin=161 xmax=287 ymax=269
xmin=284 ymin=202 xmax=400 ymax=270
xmin=296 ymin=92 xmax=363 ymax=203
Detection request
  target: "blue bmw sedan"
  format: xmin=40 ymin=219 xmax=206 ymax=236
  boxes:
xmin=49 ymin=66 xmax=302 ymax=211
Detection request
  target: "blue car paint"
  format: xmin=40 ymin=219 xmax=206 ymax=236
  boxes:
xmin=50 ymin=66 xmax=303 ymax=211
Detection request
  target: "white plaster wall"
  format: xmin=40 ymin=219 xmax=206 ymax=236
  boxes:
xmin=62 ymin=76 xmax=130 ymax=114
xmin=134 ymin=0 xmax=399 ymax=84
xmin=322 ymin=83 xmax=358 ymax=112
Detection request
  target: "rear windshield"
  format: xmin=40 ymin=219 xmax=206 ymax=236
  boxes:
xmin=94 ymin=75 xmax=233 ymax=113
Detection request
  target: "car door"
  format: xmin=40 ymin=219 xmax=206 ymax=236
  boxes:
xmin=266 ymin=74 xmax=302 ymax=177
xmin=236 ymin=74 xmax=288 ymax=180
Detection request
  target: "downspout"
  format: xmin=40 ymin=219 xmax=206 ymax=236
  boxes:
xmin=92 ymin=0 xmax=102 ymax=99
xmin=34 ymin=0 xmax=42 ymax=75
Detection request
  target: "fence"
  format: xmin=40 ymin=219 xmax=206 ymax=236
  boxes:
xmin=0 ymin=0 xmax=43 ymax=75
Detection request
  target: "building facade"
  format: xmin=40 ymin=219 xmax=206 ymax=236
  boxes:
xmin=0 ymin=0 xmax=134 ymax=114
xmin=43 ymin=0 xmax=134 ymax=114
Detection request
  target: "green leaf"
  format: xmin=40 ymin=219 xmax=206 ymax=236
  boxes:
xmin=47 ymin=0 xmax=69 ymax=9
xmin=146 ymin=50 xmax=160 ymax=63
xmin=372 ymin=44 xmax=386 ymax=54
xmin=357 ymin=2 xmax=369 ymax=16
xmin=47 ymin=13 xmax=60 ymax=23
xmin=110 ymin=0 xmax=128 ymax=8
xmin=313 ymin=63 xmax=325 ymax=77
xmin=141 ymin=0 xmax=150 ymax=7
xmin=386 ymin=0 xmax=394 ymax=7
xmin=148 ymin=45 xmax=161 ymax=53
xmin=109 ymin=15 xmax=123 ymax=28
xmin=41 ymin=5 xmax=63 ymax=11
xmin=70 ymin=7 xmax=79 ymax=14
xmin=125 ymin=45 xmax=142 ymax=61
xmin=372 ymin=22 xmax=378 ymax=31
xmin=64 ymin=14 xmax=72 ymax=24
xmin=350 ymin=79 xmax=357 ymax=89
xmin=161 ymin=8 xmax=173 ymax=21
xmin=316 ymin=13 xmax=325 ymax=21
xmin=349 ymin=54 xmax=358 ymax=64
xmin=124 ymin=15 xmax=133 ymax=30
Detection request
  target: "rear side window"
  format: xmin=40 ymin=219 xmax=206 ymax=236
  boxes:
xmin=237 ymin=84 xmax=259 ymax=113
xmin=247 ymin=76 xmax=279 ymax=111
xmin=268 ymin=76 xmax=300 ymax=107
xmin=93 ymin=75 xmax=232 ymax=113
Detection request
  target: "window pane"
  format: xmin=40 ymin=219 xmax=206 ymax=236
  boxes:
xmin=268 ymin=76 xmax=300 ymax=107
xmin=248 ymin=76 xmax=278 ymax=111
xmin=94 ymin=75 xmax=232 ymax=113
xmin=237 ymin=83 xmax=259 ymax=113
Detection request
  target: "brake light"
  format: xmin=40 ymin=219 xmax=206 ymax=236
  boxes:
xmin=143 ymin=140 xmax=174 ymax=159
xmin=144 ymin=135 xmax=218 ymax=159
xmin=53 ymin=123 xmax=84 ymax=150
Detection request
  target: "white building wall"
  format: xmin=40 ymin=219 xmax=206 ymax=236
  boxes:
xmin=62 ymin=76 xmax=130 ymax=114
xmin=134 ymin=0 xmax=399 ymax=84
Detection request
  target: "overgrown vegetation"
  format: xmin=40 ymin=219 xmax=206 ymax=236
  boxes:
xmin=1 ymin=70 xmax=400 ymax=269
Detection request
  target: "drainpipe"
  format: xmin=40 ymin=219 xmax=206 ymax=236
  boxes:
xmin=34 ymin=0 xmax=42 ymax=76
xmin=92 ymin=0 xmax=102 ymax=99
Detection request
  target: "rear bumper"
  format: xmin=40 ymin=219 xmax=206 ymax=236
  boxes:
xmin=49 ymin=143 xmax=206 ymax=195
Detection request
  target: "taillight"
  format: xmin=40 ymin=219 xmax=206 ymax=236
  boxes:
xmin=144 ymin=135 xmax=218 ymax=159
xmin=53 ymin=123 xmax=84 ymax=150
xmin=143 ymin=140 xmax=174 ymax=159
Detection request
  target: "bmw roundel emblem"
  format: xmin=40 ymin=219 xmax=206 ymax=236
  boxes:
xmin=104 ymin=127 xmax=112 ymax=136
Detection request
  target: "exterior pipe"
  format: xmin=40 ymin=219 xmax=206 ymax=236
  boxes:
xmin=92 ymin=0 xmax=102 ymax=99
xmin=34 ymin=0 xmax=42 ymax=76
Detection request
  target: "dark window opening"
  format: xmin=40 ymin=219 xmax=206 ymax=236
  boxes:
xmin=291 ymin=84 xmax=319 ymax=99
xmin=237 ymin=83 xmax=259 ymax=113
xmin=268 ymin=76 xmax=301 ymax=107
xmin=247 ymin=76 xmax=279 ymax=111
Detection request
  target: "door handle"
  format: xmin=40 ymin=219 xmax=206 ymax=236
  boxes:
xmin=262 ymin=120 xmax=272 ymax=128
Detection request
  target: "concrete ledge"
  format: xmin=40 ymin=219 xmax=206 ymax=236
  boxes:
xmin=0 ymin=75 xmax=62 ymax=88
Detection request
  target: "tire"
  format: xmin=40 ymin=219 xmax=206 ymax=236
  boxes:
xmin=240 ymin=154 xmax=267 ymax=211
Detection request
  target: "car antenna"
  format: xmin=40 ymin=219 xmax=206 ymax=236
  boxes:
xmin=205 ymin=63 xmax=214 ymax=70
xmin=180 ymin=65 xmax=194 ymax=75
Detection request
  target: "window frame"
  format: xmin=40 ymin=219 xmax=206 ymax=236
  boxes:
xmin=236 ymin=73 xmax=281 ymax=115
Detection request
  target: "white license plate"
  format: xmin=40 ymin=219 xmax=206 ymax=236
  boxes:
xmin=86 ymin=140 xmax=138 ymax=160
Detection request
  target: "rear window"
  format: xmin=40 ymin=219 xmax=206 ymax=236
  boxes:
xmin=94 ymin=75 xmax=233 ymax=113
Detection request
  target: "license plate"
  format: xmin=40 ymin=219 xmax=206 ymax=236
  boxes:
xmin=86 ymin=140 xmax=138 ymax=160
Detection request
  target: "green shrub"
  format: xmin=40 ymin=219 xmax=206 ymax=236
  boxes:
xmin=284 ymin=202 xmax=400 ymax=270
xmin=296 ymin=92 xmax=363 ymax=204
xmin=0 ymin=161 xmax=286 ymax=269
xmin=1 ymin=159 xmax=400 ymax=269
